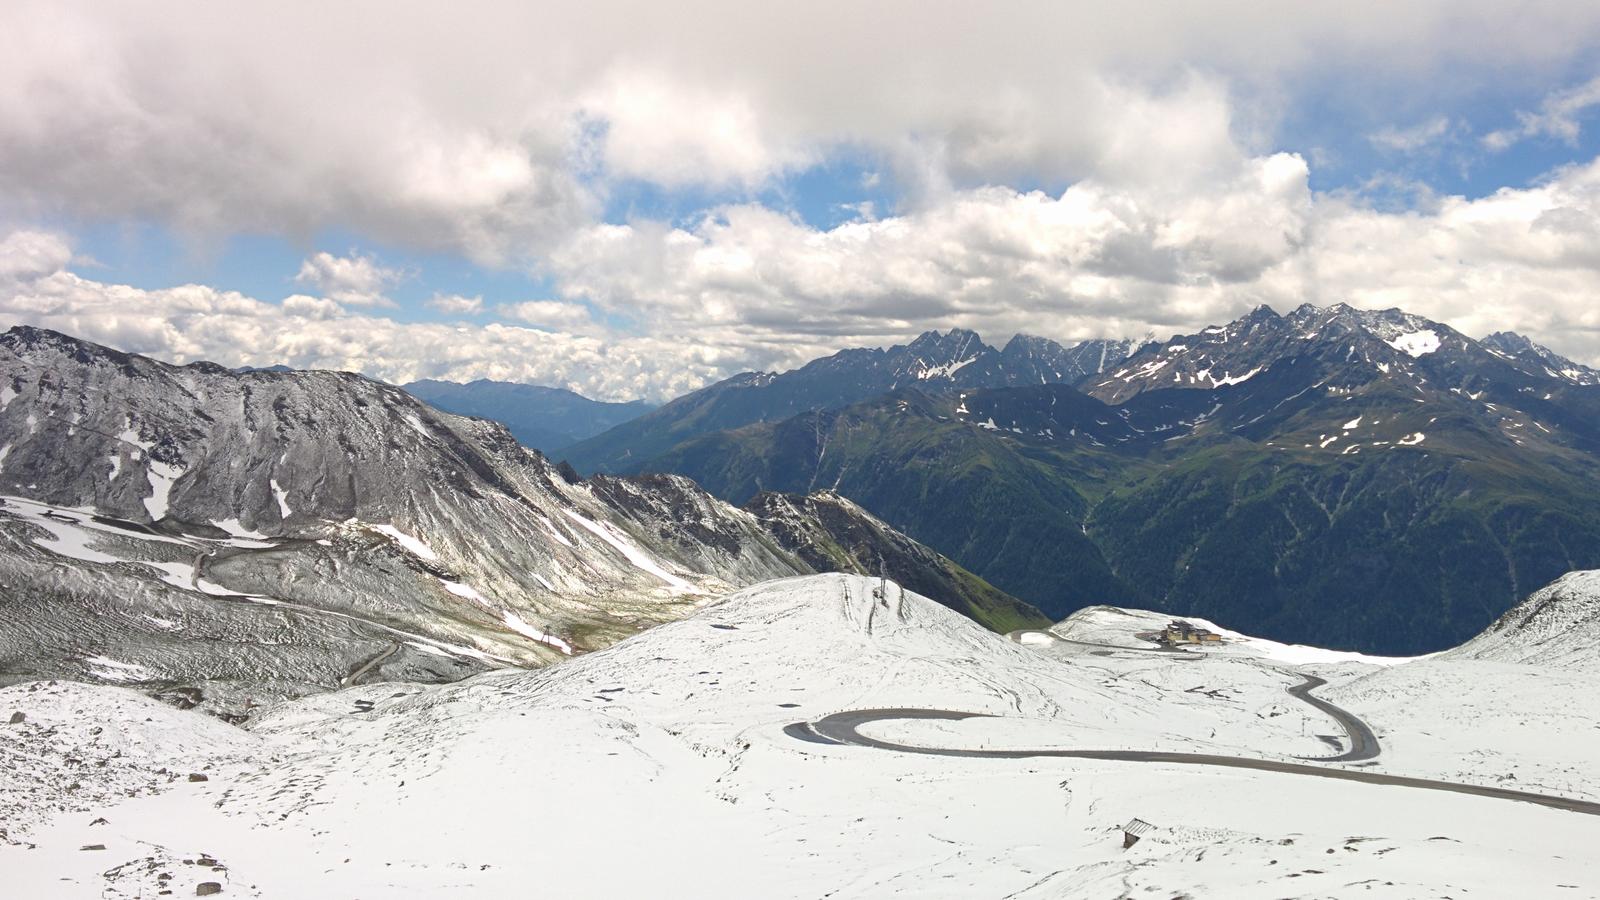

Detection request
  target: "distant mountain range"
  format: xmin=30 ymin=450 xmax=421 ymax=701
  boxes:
xmin=562 ymin=329 xmax=1138 ymax=473
xmin=1083 ymin=302 xmax=1600 ymax=403
xmin=564 ymin=305 xmax=1600 ymax=654
xmin=17 ymin=309 xmax=1598 ymax=655
xmin=403 ymin=378 xmax=655 ymax=454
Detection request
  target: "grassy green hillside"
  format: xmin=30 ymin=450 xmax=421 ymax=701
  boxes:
xmin=649 ymin=392 xmax=1146 ymax=621
xmin=1089 ymin=442 xmax=1600 ymax=652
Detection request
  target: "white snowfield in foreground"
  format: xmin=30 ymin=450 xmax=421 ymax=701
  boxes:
xmin=3 ymin=574 xmax=1598 ymax=898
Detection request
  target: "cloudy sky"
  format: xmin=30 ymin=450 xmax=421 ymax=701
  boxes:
xmin=5 ymin=2 xmax=1600 ymax=400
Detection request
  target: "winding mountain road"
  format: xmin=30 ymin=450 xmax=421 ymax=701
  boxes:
xmin=1288 ymin=674 xmax=1378 ymax=762
xmin=810 ymin=608 xmax=1600 ymax=813
xmin=340 ymin=642 xmax=401 ymax=687
xmin=789 ymin=700 xmax=1600 ymax=817
xmin=1008 ymin=630 xmax=1376 ymax=759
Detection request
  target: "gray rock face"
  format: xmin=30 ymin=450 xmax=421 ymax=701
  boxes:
xmin=0 ymin=327 xmax=813 ymax=712
xmin=999 ymin=334 xmax=1141 ymax=386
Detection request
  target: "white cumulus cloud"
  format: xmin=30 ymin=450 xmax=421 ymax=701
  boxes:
xmin=3 ymin=0 xmax=1600 ymax=263
xmin=496 ymin=300 xmax=592 ymax=332
xmin=426 ymin=293 xmax=485 ymax=315
xmin=1484 ymin=75 xmax=1600 ymax=151
xmin=294 ymin=252 xmax=403 ymax=308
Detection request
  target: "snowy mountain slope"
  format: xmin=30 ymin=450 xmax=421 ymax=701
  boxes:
xmin=1482 ymin=331 xmax=1600 ymax=386
xmin=0 ymin=328 xmax=798 ymax=666
xmin=1441 ymin=568 xmax=1600 ymax=670
xmin=0 ymin=326 xmax=1041 ymax=709
xmin=1043 ymin=592 xmax=1600 ymax=809
xmin=0 ymin=493 xmax=509 ymax=716
xmin=0 ymin=326 xmax=791 ymax=614
xmin=1315 ymin=569 xmax=1600 ymax=806
xmin=5 ymin=574 xmax=1598 ymax=898
xmin=1324 ymin=658 xmax=1599 ymax=808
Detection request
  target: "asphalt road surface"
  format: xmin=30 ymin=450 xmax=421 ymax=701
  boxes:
xmin=791 ymin=707 xmax=1600 ymax=817
xmin=1288 ymin=674 xmax=1378 ymax=762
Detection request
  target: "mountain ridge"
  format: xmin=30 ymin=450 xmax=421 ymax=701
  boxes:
xmin=0 ymin=325 xmax=1035 ymax=714
xmin=563 ymin=328 xmax=1137 ymax=473
xmin=403 ymin=377 xmax=654 ymax=454
xmin=587 ymin=303 xmax=1600 ymax=653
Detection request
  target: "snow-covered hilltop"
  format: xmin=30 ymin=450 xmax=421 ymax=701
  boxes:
xmin=1445 ymin=569 xmax=1600 ymax=670
xmin=5 ymin=572 xmax=1599 ymax=898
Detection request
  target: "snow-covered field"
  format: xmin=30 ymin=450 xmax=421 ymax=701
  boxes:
xmin=3 ymin=574 xmax=1598 ymax=898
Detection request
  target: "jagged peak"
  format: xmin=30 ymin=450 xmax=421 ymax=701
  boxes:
xmin=904 ymin=327 xmax=990 ymax=356
xmin=1280 ymin=302 xmax=1442 ymax=340
xmin=1480 ymin=331 xmax=1600 ymax=384
xmin=1482 ymin=331 xmax=1536 ymax=353
xmin=1000 ymin=332 xmax=1062 ymax=353
xmin=1286 ymin=301 xmax=1352 ymax=323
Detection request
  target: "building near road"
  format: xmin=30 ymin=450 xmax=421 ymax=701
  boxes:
xmin=1160 ymin=620 xmax=1223 ymax=645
